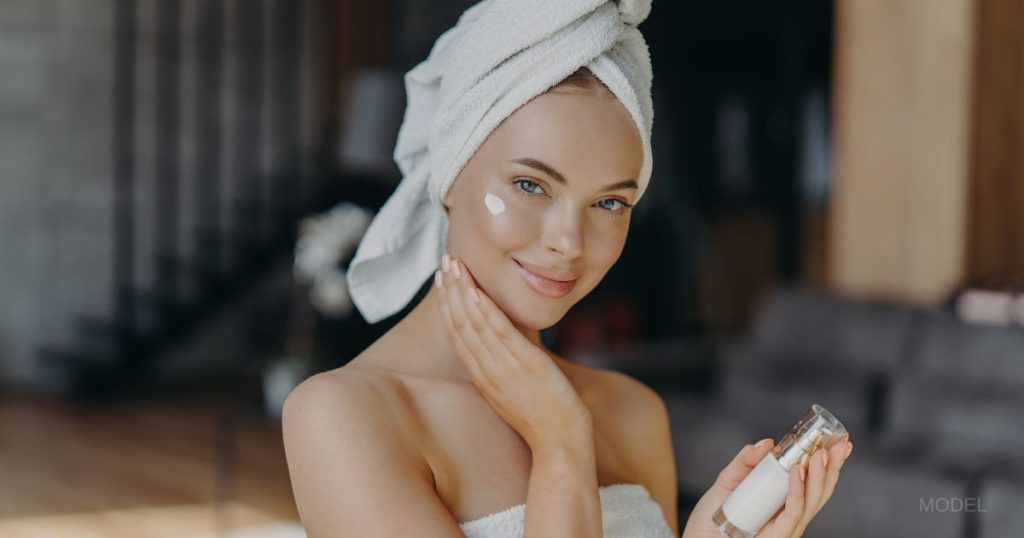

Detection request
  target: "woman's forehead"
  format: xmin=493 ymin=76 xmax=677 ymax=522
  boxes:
xmin=481 ymin=91 xmax=643 ymax=184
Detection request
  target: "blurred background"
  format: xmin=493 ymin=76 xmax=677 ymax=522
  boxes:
xmin=1 ymin=0 xmax=1023 ymax=536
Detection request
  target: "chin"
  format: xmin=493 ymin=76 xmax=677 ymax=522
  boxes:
xmin=503 ymin=300 xmax=567 ymax=331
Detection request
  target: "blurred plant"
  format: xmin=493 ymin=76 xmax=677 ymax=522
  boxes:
xmin=293 ymin=202 xmax=373 ymax=318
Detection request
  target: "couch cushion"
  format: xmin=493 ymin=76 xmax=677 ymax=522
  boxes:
xmin=720 ymin=347 xmax=879 ymax=434
xmin=750 ymin=288 xmax=918 ymax=370
xmin=911 ymin=312 xmax=1024 ymax=391
xmin=888 ymin=376 xmax=1024 ymax=460
xmin=664 ymin=393 xmax=775 ymax=496
xmin=806 ymin=454 xmax=969 ymax=538
xmin=979 ymin=477 xmax=1024 ymax=538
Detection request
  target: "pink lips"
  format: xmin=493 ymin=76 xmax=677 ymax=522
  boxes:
xmin=513 ymin=258 xmax=580 ymax=298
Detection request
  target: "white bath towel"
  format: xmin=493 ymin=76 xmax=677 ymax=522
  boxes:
xmin=346 ymin=0 xmax=655 ymax=323
xmin=459 ymin=483 xmax=675 ymax=538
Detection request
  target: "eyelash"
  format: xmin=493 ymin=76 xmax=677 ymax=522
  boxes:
xmin=512 ymin=178 xmax=634 ymax=215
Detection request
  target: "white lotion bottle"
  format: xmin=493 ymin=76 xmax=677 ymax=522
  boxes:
xmin=712 ymin=404 xmax=848 ymax=538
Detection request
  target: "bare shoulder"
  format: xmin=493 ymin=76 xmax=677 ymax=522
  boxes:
xmin=281 ymin=366 xmax=462 ymax=536
xmin=563 ymin=360 xmax=668 ymax=429
xmin=282 ymin=365 xmax=424 ymax=462
xmin=283 ymin=367 xmax=386 ymax=431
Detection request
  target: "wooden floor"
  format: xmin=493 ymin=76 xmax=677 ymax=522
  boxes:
xmin=0 ymin=390 xmax=301 ymax=538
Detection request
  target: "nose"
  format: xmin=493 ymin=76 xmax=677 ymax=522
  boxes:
xmin=541 ymin=203 xmax=584 ymax=259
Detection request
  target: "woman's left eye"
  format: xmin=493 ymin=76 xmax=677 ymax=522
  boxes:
xmin=596 ymin=198 xmax=633 ymax=213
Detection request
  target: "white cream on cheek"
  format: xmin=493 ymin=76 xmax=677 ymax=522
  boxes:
xmin=484 ymin=191 xmax=506 ymax=216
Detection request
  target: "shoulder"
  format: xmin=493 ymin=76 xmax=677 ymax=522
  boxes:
xmin=282 ymin=368 xmax=447 ymax=534
xmin=283 ymin=365 xmax=418 ymax=445
xmin=282 ymin=366 xmax=428 ymax=475
xmin=283 ymin=324 xmax=424 ymax=431
xmin=282 ymin=365 xmax=474 ymax=534
xmin=283 ymin=368 xmax=382 ymax=427
xmin=564 ymin=360 xmax=668 ymax=431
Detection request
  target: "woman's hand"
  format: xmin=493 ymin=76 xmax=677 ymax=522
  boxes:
xmin=435 ymin=254 xmax=593 ymax=452
xmin=682 ymin=438 xmax=853 ymax=538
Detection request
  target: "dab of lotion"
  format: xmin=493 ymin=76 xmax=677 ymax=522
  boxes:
xmin=484 ymin=192 xmax=506 ymax=216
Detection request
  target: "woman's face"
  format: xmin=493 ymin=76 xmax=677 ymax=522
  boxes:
xmin=443 ymin=88 xmax=644 ymax=330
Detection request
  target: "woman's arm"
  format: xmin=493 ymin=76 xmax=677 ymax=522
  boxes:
xmin=282 ymin=373 xmax=464 ymax=537
xmin=522 ymin=428 xmax=603 ymax=537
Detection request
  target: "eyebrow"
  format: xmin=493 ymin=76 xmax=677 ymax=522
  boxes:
xmin=509 ymin=157 xmax=638 ymax=192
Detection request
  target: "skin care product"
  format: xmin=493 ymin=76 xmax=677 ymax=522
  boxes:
xmin=712 ymin=404 xmax=849 ymax=538
xmin=484 ymin=192 xmax=506 ymax=216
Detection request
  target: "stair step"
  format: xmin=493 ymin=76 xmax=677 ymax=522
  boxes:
xmin=38 ymin=347 xmax=146 ymax=402
xmin=77 ymin=316 xmax=158 ymax=356
xmin=38 ymin=345 xmax=117 ymax=369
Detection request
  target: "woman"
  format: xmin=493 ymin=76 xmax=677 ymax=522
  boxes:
xmin=283 ymin=1 xmax=852 ymax=536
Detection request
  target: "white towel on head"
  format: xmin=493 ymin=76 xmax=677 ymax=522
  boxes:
xmin=346 ymin=0 xmax=655 ymax=324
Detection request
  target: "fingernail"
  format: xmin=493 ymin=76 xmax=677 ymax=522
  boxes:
xmin=754 ymin=438 xmax=772 ymax=448
xmin=443 ymin=254 xmax=450 ymax=272
xmin=469 ymin=288 xmax=480 ymax=303
xmin=820 ymin=450 xmax=828 ymax=467
xmin=434 ymin=270 xmax=442 ymax=289
xmin=453 ymin=260 xmax=462 ymax=279
xmin=844 ymin=443 xmax=853 ymax=461
xmin=799 ymin=466 xmax=806 ymax=481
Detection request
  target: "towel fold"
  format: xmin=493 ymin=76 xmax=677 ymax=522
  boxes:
xmin=346 ymin=0 xmax=655 ymax=323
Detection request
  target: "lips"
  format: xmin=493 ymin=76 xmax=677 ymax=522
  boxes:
xmin=513 ymin=258 xmax=579 ymax=298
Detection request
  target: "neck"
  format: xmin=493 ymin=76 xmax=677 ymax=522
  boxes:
xmin=391 ymin=281 xmax=548 ymax=383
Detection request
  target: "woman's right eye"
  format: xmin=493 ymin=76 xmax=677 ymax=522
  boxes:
xmin=514 ymin=178 xmax=545 ymax=195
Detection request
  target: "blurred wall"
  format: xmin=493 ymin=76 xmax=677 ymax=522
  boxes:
xmin=967 ymin=0 xmax=1024 ymax=283
xmin=0 ymin=0 xmax=390 ymax=391
xmin=0 ymin=0 xmax=117 ymax=388
xmin=829 ymin=0 xmax=974 ymax=305
xmin=829 ymin=0 xmax=1024 ymax=304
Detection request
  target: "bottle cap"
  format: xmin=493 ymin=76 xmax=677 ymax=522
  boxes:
xmin=773 ymin=404 xmax=849 ymax=470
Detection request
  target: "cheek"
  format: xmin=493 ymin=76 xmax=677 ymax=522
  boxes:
xmin=585 ymin=221 xmax=629 ymax=266
xmin=573 ymin=219 xmax=628 ymax=290
xmin=477 ymin=191 xmax=540 ymax=248
xmin=449 ymin=189 xmax=538 ymax=293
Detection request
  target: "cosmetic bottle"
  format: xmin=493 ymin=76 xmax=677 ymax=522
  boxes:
xmin=712 ymin=404 xmax=848 ymax=538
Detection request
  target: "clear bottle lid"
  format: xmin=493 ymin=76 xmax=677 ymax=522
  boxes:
xmin=773 ymin=404 xmax=849 ymax=470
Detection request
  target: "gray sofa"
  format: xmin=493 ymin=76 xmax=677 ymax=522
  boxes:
xmin=661 ymin=287 xmax=1024 ymax=538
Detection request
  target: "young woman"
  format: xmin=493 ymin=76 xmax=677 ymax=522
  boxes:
xmin=283 ymin=1 xmax=852 ymax=536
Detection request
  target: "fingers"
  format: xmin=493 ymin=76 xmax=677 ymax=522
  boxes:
xmin=448 ymin=257 xmax=515 ymax=364
xmin=443 ymin=255 xmax=540 ymax=364
xmin=818 ymin=441 xmax=852 ymax=509
xmin=436 ymin=274 xmax=483 ymax=381
xmin=793 ymin=448 xmax=829 ymax=534
xmin=759 ymin=442 xmax=851 ymax=537
xmin=437 ymin=259 xmax=493 ymax=385
xmin=714 ymin=438 xmax=775 ymax=490
xmin=770 ymin=461 xmax=807 ymax=536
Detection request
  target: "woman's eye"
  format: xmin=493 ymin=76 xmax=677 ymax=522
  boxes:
xmin=597 ymin=199 xmax=625 ymax=212
xmin=514 ymin=179 xmax=544 ymax=195
xmin=512 ymin=179 xmax=631 ymax=214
